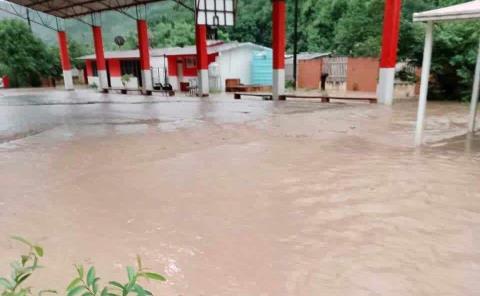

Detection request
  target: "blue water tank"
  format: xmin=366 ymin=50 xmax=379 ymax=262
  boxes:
xmin=251 ymin=51 xmax=273 ymax=85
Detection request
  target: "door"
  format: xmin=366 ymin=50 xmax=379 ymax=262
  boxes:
xmin=177 ymin=59 xmax=184 ymax=83
xmin=120 ymin=60 xmax=142 ymax=88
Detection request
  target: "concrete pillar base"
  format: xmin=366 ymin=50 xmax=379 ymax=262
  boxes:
xmin=98 ymin=70 xmax=108 ymax=92
xmin=141 ymin=69 xmax=153 ymax=93
xmin=63 ymin=70 xmax=74 ymax=90
xmin=273 ymin=69 xmax=285 ymax=100
xmin=198 ymin=69 xmax=209 ymax=97
xmin=377 ymin=68 xmax=395 ymax=105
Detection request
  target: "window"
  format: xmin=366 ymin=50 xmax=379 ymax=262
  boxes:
xmin=120 ymin=60 xmax=142 ymax=87
xmin=186 ymin=56 xmax=197 ymax=69
xmin=121 ymin=60 xmax=140 ymax=76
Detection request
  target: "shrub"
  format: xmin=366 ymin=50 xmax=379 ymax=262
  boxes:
xmin=0 ymin=237 xmax=166 ymax=296
xmin=0 ymin=236 xmax=56 ymax=296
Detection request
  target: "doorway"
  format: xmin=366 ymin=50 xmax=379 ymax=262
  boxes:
xmin=176 ymin=59 xmax=184 ymax=83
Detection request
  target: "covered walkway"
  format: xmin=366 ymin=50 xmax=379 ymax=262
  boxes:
xmin=2 ymin=0 xmax=407 ymax=102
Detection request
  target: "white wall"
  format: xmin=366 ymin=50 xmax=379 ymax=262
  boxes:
xmin=216 ymin=46 xmax=254 ymax=91
xmin=150 ymin=46 xmax=257 ymax=91
xmin=110 ymin=77 xmax=139 ymax=89
xmin=88 ymin=76 xmax=139 ymax=89
xmin=151 ymin=56 xmax=166 ymax=86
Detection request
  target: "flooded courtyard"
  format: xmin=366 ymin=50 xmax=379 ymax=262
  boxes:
xmin=0 ymin=88 xmax=479 ymax=295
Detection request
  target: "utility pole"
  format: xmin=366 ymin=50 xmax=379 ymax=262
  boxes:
xmin=26 ymin=8 xmax=32 ymax=31
xmin=293 ymin=0 xmax=299 ymax=90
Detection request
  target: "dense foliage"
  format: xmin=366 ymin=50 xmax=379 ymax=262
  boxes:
xmin=0 ymin=20 xmax=59 ymax=87
xmin=0 ymin=237 xmax=166 ymax=296
xmin=1 ymin=0 xmax=479 ymax=99
xmin=0 ymin=236 xmax=54 ymax=296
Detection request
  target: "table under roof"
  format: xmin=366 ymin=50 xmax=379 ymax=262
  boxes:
xmin=5 ymin=0 xmax=165 ymax=18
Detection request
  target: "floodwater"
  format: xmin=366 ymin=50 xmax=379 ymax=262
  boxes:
xmin=0 ymin=88 xmax=479 ymax=295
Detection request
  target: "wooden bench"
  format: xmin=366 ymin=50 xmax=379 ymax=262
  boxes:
xmin=279 ymin=94 xmax=377 ymax=103
xmin=152 ymin=89 xmax=175 ymax=96
xmin=109 ymin=88 xmax=144 ymax=95
xmin=234 ymin=92 xmax=377 ymax=103
xmin=234 ymin=93 xmax=273 ymax=100
xmin=109 ymin=88 xmax=174 ymax=96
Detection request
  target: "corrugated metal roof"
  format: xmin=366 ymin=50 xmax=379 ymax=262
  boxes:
xmin=413 ymin=0 xmax=480 ymax=22
xmin=4 ymin=0 xmax=167 ymax=18
xmin=285 ymin=52 xmax=331 ymax=63
xmin=78 ymin=42 xmax=271 ymax=60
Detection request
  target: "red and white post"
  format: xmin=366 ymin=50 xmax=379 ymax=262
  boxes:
xmin=57 ymin=31 xmax=74 ymax=90
xmin=272 ymin=0 xmax=286 ymax=100
xmin=377 ymin=0 xmax=402 ymax=105
xmin=92 ymin=24 xmax=108 ymax=92
xmin=196 ymin=24 xmax=209 ymax=96
xmin=137 ymin=19 xmax=153 ymax=94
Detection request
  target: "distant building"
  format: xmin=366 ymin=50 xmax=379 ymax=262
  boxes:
xmin=285 ymin=52 xmax=331 ymax=83
xmin=286 ymin=53 xmax=380 ymax=92
xmin=78 ymin=41 xmax=271 ymax=92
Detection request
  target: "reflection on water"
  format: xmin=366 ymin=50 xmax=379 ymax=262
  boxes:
xmin=0 ymin=89 xmax=479 ymax=295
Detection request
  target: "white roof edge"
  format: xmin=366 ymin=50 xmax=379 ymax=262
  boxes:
xmin=77 ymin=42 xmax=272 ymax=60
xmin=413 ymin=1 xmax=480 ymax=22
xmin=413 ymin=12 xmax=480 ymax=22
xmin=219 ymin=42 xmax=271 ymax=52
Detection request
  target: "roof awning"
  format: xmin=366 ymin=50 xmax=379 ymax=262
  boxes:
xmin=413 ymin=0 xmax=480 ymax=22
xmin=5 ymin=0 xmax=165 ymax=18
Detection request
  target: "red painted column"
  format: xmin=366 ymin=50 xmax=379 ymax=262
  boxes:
xmin=195 ymin=24 xmax=209 ymax=96
xmin=57 ymin=31 xmax=74 ymax=90
xmin=137 ymin=19 xmax=153 ymax=93
xmin=2 ymin=76 xmax=9 ymax=88
xmin=377 ymin=0 xmax=402 ymax=105
xmin=92 ymin=25 xmax=108 ymax=91
xmin=272 ymin=0 xmax=286 ymax=100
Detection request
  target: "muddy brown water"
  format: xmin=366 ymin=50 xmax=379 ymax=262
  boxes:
xmin=0 ymin=89 xmax=479 ymax=295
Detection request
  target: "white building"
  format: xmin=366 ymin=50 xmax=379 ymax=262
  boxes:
xmin=79 ymin=41 xmax=271 ymax=92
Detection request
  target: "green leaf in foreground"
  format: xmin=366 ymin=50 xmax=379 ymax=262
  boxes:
xmin=133 ymin=284 xmax=147 ymax=296
xmin=33 ymin=245 xmax=44 ymax=257
xmin=10 ymin=236 xmax=33 ymax=247
xmin=16 ymin=273 xmax=31 ymax=286
xmin=0 ymin=277 xmax=13 ymax=289
xmin=75 ymin=265 xmax=84 ymax=279
xmin=21 ymin=255 xmax=29 ymax=266
xmin=136 ymin=255 xmax=142 ymax=271
xmin=139 ymin=272 xmax=166 ymax=281
xmin=126 ymin=266 xmax=135 ymax=284
xmin=100 ymin=287 xmax=108 ymax=296
xmin=92 ymin=277 xmax=100 ymax=294
xmin=108 ymin=281 xmax=124 ymax=290
xmin=86 ymin=267 xmax=95 ymax=287
xmin=67 ymin=285 xmax=85 ymax=296
xmin=39 ymin=289 xmax=58 ymax=295
xmin=66 ymin=278 xmax=82 ymax=291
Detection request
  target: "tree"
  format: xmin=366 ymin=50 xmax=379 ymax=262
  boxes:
xmin=0 ymin=19 xmax=58 ymax=87
xmin=68 ymin=39 xmax=89 ymax=69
